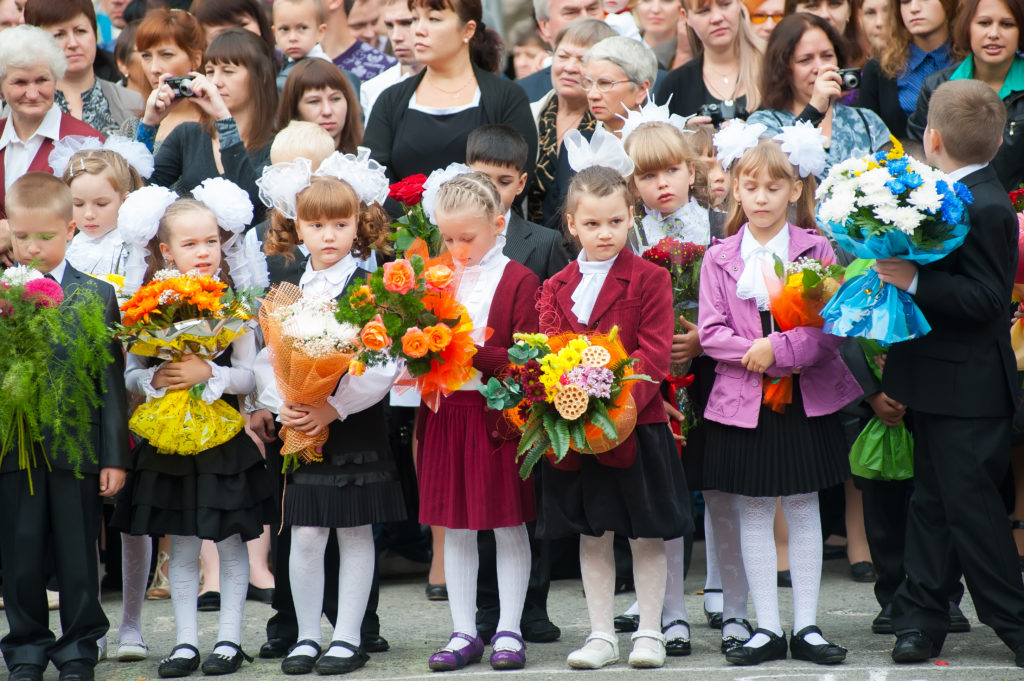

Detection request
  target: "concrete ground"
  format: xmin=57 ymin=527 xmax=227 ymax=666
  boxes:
xmin=6 ymin=546 xmax=1024 ymax=681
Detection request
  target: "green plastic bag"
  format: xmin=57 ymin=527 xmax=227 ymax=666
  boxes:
xmin=849 ymin=416 xmax=914 ymax=481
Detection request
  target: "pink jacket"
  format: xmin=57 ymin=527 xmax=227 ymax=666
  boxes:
xmin=697 ymin=223 xmax=862 ymax=428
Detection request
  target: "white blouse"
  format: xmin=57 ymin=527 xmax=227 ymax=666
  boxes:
xmin=571 ymin=250 xmax=618 ymax=326
xmin=67 ymin=229 xmax=127 ymax=277
xmin=736 ymin=224 xmax=790 ymax=312
xmin=454 ymin=239 xmax=510 ymax=390
xmin=636 ymin=198 xmax=711 ymax=253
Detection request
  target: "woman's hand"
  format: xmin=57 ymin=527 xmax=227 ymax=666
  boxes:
xmin=686 ymin=115 xmax=713 ymax=129
xmin=141 ymin=73 xmax=185 ymax=127
xmin=741 ymin=337 xmax=775 ymax=374
xmin=670 ymin=317 xmax=702 ymax=364
xmin=280 ymin=401 xmax=339 ymax=437
xmin=184 ymin=72 xmax=232 ymax=121
xmin=150 ymin=354 xmax=214 ymax=391
xmin=808 ymin=66 xmax=843 ymax=113
xmin=247 ymin=408 xmax=277 ymax=443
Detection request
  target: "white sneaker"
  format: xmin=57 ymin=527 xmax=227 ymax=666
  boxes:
xmin=117 ymin=640 xmax=149 ymax=661
xmin=567 ymin=632 xmax=619 ymax=669
xmin=628 ymin=630 xmax=667 ymax=668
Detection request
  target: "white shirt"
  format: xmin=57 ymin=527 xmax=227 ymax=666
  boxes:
xmin=1 ymin=104 xmax=63 ymax=190
xmin=298 ymin=252 xmax=358 ymax=299
xmin=43 ymin=258 xmax=68 ymax=285
xmin=361 ymin=63 xmax=414 ymax=123
xmin=636 ymin=199 xmax=712 ymax=253
xmin=67 ymin=229 xmax=127 ymax=277
xmin=571 ymin=250 xmax=618 ymax=325
xmin=454 ymin=239 xmax=510 ymax=390
xmin=737 ymin=224 xmax=789 ymax=311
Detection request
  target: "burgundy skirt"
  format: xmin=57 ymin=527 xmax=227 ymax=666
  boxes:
xmin=417 ymin=391 xmax=536 ymax=530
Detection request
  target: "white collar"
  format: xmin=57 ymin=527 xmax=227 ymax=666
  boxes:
xmin=461 ymin=236 xmax=508 ymax=273
xmin=737 ymin=224 xmax=790 ymax=311
xmin=42 ymin=259 xmax=68 ymax=285
xmin=577 ymin=249 xmax=618 ymax=273
xmin=0 ymin=104 xmax=62 ymax=148
xmin=641 ymin=198 xmax=711 ymax=247
xmin=306 ymin=43 xmax=332 ymax=63
xmin=572 ymin=250 xmax=618 ymax=325
xmin=299 ymin=252 xmax=357 ymax=289
xmin=503 ymin=209 xmax=512 ymax=231
xmin=947 ymin=163 xmax=987 ymax=182
xmin=739 ymin=223 xmax=789 ymax=261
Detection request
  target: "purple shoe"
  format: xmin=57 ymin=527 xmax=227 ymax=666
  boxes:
xmin=428 ymin=633 xmax=484 ymax=672
xmin=490 ymin=631 xmax=527 ymax=670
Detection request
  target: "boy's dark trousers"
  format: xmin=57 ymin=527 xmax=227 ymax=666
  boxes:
xmin=0 ymin=469 xmax=106 ymax=671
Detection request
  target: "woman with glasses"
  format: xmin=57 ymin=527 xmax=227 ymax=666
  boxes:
xmin=582 ymin=36 xmax=659 ymax=136
xmin=746 ymin=0 xmax=785 ymax=40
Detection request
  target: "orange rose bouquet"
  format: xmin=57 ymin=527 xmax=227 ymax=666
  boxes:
xmin=336 ymin=255 xmax=477 ymax=411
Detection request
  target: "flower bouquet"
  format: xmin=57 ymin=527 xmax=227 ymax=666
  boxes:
xmin=388 ymin=174 xmax=444 ymax=257
xmin=478 ymin=327 xmax=654 ymax=479
xmin=118 ymin=269 xmax=255 ymax=455
xmin=0 ymin=265 xmax=114 ymax=493
xmin=641 ymin=237 xmax=706 ymax=437
xmin=336 ymin=256 xmax=478 ymax=411
xmin=761 ymin=256 xmax=844 ymax=412
xmin=259 ymin=282 xmax=361 ymax=470
xmin=815 ymin=138 xmax=972 ymax=343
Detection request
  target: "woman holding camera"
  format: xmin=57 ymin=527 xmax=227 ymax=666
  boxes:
xmin=747 ymin=13 xmax=889 ymax=180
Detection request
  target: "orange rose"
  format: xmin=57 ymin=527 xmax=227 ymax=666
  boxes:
xmin=424 ymin=265 xmax=454 ymax=291
xmin=424 ymin=323 xmax=452 ymax=352
xmin=361 ymin=316 xmax=392 ymax=351
xmin=401 ymin=327 xmax=430 ymax=358
xmin=350 ymin=285 xmax=375 ymax=307
xmin=382 ymin=259 xmax=417 ymax=294
xmin=349 ymin=359 xmax=366 ymax=376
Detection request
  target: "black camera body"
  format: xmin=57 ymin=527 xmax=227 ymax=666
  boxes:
xmin=164 ymin=76 xmax=195 ymax=98
xmin=836 ymin=68 xmax=860 ymax=90
xmin=698 ymin=101 xmax=738 ymax=126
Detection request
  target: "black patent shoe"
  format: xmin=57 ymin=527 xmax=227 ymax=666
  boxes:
xmin=790 ymin=625 xmax=847 ymax=664
xmin=201 ymin=641 xmax=252 ymax=675
xmin=361 ymin=635 xmax=390 ymax=653
xmin=281 ymin=640 xmax=322 ymax=675
xmin=662 ymin=619 xmax=691 ymax=656
xmin=260 ymin=638 xmax=294 ymax=659
xmin=891 ymin=631 xmax=938 ymax=663
xmin=314 ymin=641 xmax=368 ymax=675
xmin=725 ymin=629 xmax=787 ymax=666
xmin=158 ymin=644 xmax=201 ymax=678
xmin=849 ymin=562 xmax=877 ymax=583
xmin=872 ymin=604 xmax=893 ymax=634
xmin=614 ymin=614 xmax=639 ymax=632
xmin=703 ymin=589 xmax=723 ymax=629
xmin=720 ymin=618 xmax=754 ymax=654
xmin=948 ymin=601 xmax=971 ymax=633
xmin=196 ymin=591 xmax=220 ymax=612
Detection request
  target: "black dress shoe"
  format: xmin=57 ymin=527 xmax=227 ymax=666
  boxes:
xmin=522 ymin=619 xmax=560 ymax=643
xmin=725 ymin=629 xmax=787 ymax=665
xmin=196 ymin=591 xmax=220 ymax=612
xmin=849 ymin=561 xmax=877 ymax=583
xmin=790 ymin=625 xmax=847 ymax=664
xmin=8 ymin=664 xmax=43 ymax=681
xmin=477 ymin=623 xmax=496 ymax=644
xmin=259 ymin=638 xmax=294 ymax=659
xmin=613 ymin=613 xmax=639 ymax=632
xmin=246 ymin=585 xmax=274 ymax=603
xmin=200 ymin=641 xmax=253 ymax=675
xmin=777 ymin=570 xmax=792 ymax=588
xmin=58 ymin=662 xmax=95 ymax=681
xmin=662 ymin=619 xmax=691 ymax=656
xmin=948 ymin=601 xmax=971 ymax=633
xmin=891 ymin=631 xmax=938 ymax=663
xmin=871 ymin=604 xmax=893 ymax=634
xmin=281 ymin=640 xmax=322 ymax=675
xmin=313 ymin=641 xmax=368 ymax=675
xmin=703 ymin=588 xmax=723 ymax=629
xmin=425 ymin=583 xmax=448 ymax=601
xmin=158 ymin=644 xmax=201 ymax=678
xmin=720 ymin=618 xmax=754 ymax=654
xmin=823 ymin=544 xmax=846 ymax=560
xmin=361 ymin=635 xmax=390 ymax=653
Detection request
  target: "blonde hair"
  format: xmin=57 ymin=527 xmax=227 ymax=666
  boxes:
xmin=264 ymin=176 xmax=390 ymax=261
xmin=434 ymin=172 xmax=504 ymax=221
xmin=273 ymin=0 xmax=325 ymax=25
xmin=565 ymin=166 xmax=634 ymax=219
xmin=5 ymin=172 xmax=73 ymax=222
xmin=927 ymin=79 xmax=1006 ymax=165
xmin=723 ymin=138 xmax=817 ymax=236
xmin=624 ymin=123 xmax=710 ymax=208
xmin=143 ymin=199 xmax=237 ymax=286
xmin=269 ymin=121 xmax=337 ymax=167
xmin=682 ymin=0 xmax=765 ymax=111
xmin=688 ymin=123 xmax=715 ymax=158
xmin=61 ymin=149 xmax=145 ymax=195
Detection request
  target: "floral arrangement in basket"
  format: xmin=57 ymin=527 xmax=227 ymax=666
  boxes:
xmin=259 ymin=282 xmax=361 ymax=470
xmin=0 ymin=265 xmax=114 ymax=493
xmin=478 ymin=327 xmax=654 ymax=479
xmin=118 ymin=269 xmax=255 ymax=455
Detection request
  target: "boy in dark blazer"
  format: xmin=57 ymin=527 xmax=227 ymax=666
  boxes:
xmin=876 ymin=80 xmax=1024 ymax=666
xmin=0 ymin=173 xmax=128 ymax=681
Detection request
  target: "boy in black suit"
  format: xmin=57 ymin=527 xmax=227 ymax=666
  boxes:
xmin=0 ymin=173 xmax=128 ymax=681
xmin=876 ymin=79 xmax=1024 ymax=666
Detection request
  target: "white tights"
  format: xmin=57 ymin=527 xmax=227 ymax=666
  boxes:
xmin=119 ymin=534 xmax=152 ymax=645
xmin=704 ymin=490 xmax=750 ymax=641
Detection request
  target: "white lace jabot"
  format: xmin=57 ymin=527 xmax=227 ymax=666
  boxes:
xmin=637 ymin=198 xmax=711 ymax=252
xmin=736 ymin=225 xmax=789 ymax=311
xmin=571 ymin=251 xmax=617 ymax=326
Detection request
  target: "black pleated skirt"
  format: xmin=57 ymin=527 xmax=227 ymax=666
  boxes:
xmin=680 ymin=354 xmax=716 ymax=491
xmin=537 ymin=423 xmax=693 ymax=540
xmin=703 ymin=376 xmax=849 ymax=497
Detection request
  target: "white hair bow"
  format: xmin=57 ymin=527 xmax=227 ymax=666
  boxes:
xmin=117 ymin=185 xmax=179 ymax=295
xmin=617 ymin=95 xmax=694 ymax=141
xmin=773 ymin=121 xmax=828 ymax=178
xmin=315 ymin=148 xmax=390 ymax=206
xmin=712 ymin=120 xmax=768 ymax=170
xmin=564 ymin=125 xmax=635 ymax=177
xmin=191 ymin=178 xmax=266 ymax=291
xmin=49 ymin=134 xmax=155 ymax=179
xmin=421 ymin=162 xmax=472 ymax=224
xmin=256 ymin=158 xmax=313 ymax=220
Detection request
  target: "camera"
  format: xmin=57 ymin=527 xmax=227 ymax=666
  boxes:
xmin=836 ymin=68 xmax=860 ymax=90
xmin=698 ymin=101 xmax=738 ymax=126
xmin=164 ymin=76 xmax=195 ymax=98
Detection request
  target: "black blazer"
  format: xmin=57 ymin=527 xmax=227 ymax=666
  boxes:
xmin=517 ymin=66 xmax=553 ymax=103
xmin=503 ymin=212 xmax=571 ymax=282
xmin=655 ymin=55 xmax=707 ymax=117
xmin=857 ymin=59 xmax=909 ymax=139
xmin=0 ymin=264 xmax=129 ymax=475
xmin=883 ymin=165 xmax=1019 ymax=417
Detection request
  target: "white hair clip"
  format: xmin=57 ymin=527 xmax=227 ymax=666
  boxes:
xmin=49 ymin=134 xmax=155 ymax=179
xmin=256 ymin=158 xmax=313 ymax=220
xmin=712 ymin=120 xmax=768 ymax=170
xmin=617 ymin=95 xmax=694 ymax=141
xmin=118 ymin=185 xmax=179 ymax=294
xmin=191 ymin=177 xmax=254 ymax=234
xmin=564 ymin=125 xmax=635 ymax=177
xmin=421 ymin=162 xmax=472 ymax=224
xmin=314 ymin=148 xmax=390 ymax=206
xmin=773 ymin=121 xmax=828 ymax=178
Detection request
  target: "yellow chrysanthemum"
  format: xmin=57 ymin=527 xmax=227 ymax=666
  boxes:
xmin=885 ymin=136 xmax=904 ymax=161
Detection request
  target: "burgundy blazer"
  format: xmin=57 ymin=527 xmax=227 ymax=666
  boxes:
xmin=0 ymin=113 xmax=104 ymax=218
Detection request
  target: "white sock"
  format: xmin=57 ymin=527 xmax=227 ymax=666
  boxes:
xmin=782 ymin=493 xmax=827 ymax=645
xmin=631 ymin=538 xmax=667 ymax=653
xmin=289 ymin=526 xmax=329 ymax=658
xmin=168 ymin=535 xmax=202 ymax=658
xmin=120 ymin=534 xmax=151 ymax=645
xmin=493 ymin=525 xmax=530 ymax=651
xmin=579 ymin=533 xmax=616 ymax=654
xmin=705 ymin=491 xmax=750 ymax=641
xmin=213 ymin=535 xmax=249 ymax=658
xmin=443 ymin=528 xmax=479 ymax=650
xmin=323 ymin=526 xmax=376 ymax=658
xmin=738 ymin=496 xmax=781 ymax=647
xmin=702 ymin=512 xmax=724 ymax=614
xmin=662 ymin=536 xmax=689 ymax=640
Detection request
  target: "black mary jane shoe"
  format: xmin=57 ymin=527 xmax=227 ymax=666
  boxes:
xmin=662 ymin=619 xmax=692 ymax=656
xmin=613 ymin=614 xmax=639 ymax=633
xmin=702 ymin=589 xmax=723 ymax=629
xmin=790 ymin=625 xmax=847 ymax=665
xmin=158 ymin=644 xmax=201 ymax=678
xmin=281 ymin=640 xmax=323 ymax=675
xmin=201 ymin=641 xmax=253 ymax=676
xmin=720 ymin=618 xmax=754 ymax=655
xmin=724 ymin=629 xmax=787 ymax=666
xmin=313 ymin=640 xmax=368 ymax=675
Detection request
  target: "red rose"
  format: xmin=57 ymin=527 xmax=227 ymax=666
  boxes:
xmin=389 ymin=174 xmax=428 ymax=206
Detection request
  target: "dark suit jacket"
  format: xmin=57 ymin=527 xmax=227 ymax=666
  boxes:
xmin=857 ymin=58 xmax=909 ymax=139
xmin=504 ymin=212 xmax=571 ymax=282
xmin=517 ymin=66 xmax=552 ymax=103
xmin=883 ymin=165 xmax=1019 ymax=417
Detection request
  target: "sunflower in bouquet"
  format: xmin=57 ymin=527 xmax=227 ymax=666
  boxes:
xmin=118 ymin=269 xmax=255 ymax=455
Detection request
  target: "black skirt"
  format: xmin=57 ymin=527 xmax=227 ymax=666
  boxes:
xmin=537 ymin=423 xmax=693 ymax=540
xmin=703 ymin=376 xmax=849 ymax=497
xmin=679 ymin=354 xmax=716 ymax=491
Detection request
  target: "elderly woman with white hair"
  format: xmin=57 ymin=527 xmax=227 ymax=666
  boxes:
xmin=582 ymin=35 xmax=659 ymax=136
xmin=0 ymin=23 xmax=102 ymax=217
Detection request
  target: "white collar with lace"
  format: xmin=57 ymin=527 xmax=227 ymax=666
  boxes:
xmin=737 ymin=224 xmax=789 ymax=312
xmin=639 ymin=198 xmax=711 ymax=250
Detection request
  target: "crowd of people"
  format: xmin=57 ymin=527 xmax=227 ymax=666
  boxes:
xmin=2 ymin=0 xmax=1024 ymax=679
